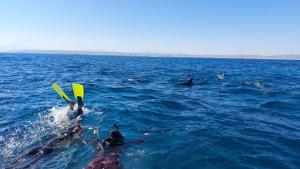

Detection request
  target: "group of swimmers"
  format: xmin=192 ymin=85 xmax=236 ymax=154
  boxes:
xmin=8 ymin=73 xmax=267 ymax=168
xmin=6 ymin=74 xmax=219 ymax=168
xmin=7 ymin=83 xmax=127 ymax=169
xmin=6 ymin=73 xmax=215 ymax=168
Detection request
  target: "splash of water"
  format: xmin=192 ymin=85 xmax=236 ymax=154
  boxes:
xmin=1 ymin=106 xmax=74 ymax=162
xmin=47 ymin=106 xmax=72 ymax=130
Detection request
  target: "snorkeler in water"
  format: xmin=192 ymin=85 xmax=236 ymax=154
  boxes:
xmin=85 ymin=124 xmax=150 ymax=169
xmin=84 ymin=124 xmax=124 ymax=169
xmin=52 ymin=82 xmax=85 ymax=131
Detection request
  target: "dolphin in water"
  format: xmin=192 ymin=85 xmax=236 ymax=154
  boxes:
xmin=217 ymin=73 xmax=225 ymax=80
xmin=177 ymin=77 xmax=194 ymax=86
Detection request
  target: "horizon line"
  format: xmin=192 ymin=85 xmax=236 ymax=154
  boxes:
xmin=1 ymin=49 xmax=300 ymax=60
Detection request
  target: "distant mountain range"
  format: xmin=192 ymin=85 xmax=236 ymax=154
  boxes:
xmin=1 ymin=49 xmax=300 ymax=60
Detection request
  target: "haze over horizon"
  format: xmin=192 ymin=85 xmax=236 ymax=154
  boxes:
xmin=0 ymin=0 xmax=300 ymax=57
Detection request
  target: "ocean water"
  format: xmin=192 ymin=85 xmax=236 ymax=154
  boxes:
xmin=0 ymin=53 xmax=300 ymax=169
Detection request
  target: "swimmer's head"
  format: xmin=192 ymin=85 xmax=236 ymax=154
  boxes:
xmin=109 ymin=130 xmax=124 ymax=141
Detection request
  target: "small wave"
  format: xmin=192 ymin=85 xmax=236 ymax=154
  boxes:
xmin=238 ymin=154 xmax=294 ymax=169
xmin=161 ymin=100 xmax=187 ymax=110
xmin=109 ymin=86 xmax=133 ymax=92
xmin=226 ymin=87 xmax=260 ymax=95
xmin=277 ymin=136 xmax=300 ymax=153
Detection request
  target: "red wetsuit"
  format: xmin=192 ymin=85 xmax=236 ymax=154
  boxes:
xmin=84 ymin=153 xmax=121 ymax=169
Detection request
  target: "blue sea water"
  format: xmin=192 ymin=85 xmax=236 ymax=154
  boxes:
xmin=0 ymin=53 xmax=300 ymax=169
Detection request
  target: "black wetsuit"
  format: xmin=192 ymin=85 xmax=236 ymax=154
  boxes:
xmin=26 ymin=131 xmax=76 ymax=156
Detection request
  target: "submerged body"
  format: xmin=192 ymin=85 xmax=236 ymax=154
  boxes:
xmin=6 ymin=127 xmax=82 ymax=168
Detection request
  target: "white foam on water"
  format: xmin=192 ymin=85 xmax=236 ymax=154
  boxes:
xmin=93 ymin=108 xmax=104 ymax=115
xmin=82 ymin=106 xmax=91 ymax=114
xmin=47 ymin=106 xmax=71 ymax=130
xmin=47 ymin=105 xmax=92 ymax=131
xmin=1 ymin=120 xmax=50 ymax=160
xmin=1 ymin=106 xmax=70 ymax=160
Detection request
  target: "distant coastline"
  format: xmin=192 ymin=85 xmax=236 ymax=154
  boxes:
xmin=1 ymin=49 xmax=299 ymax=60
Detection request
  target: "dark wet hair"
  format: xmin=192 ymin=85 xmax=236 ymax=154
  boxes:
xmin=110 ymin=130 xmax=124 ymax=141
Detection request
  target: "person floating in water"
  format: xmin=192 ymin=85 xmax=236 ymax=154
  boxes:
xmin=85 ymin=124 xmax=149 ymax=169
xmin=84 ymin=124 xmax=124 ymax=169
xmin=52 ymin=83 xmax=84 ymax=119
xmin=177 ymin=74 xmax=194 ymax=86
xmin=6 ymin=83 xmax=85 ymax=168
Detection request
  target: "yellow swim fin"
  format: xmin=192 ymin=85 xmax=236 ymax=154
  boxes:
xmin=52 ymin=83 xmax=72 ymax=102
xmin=72 ymin=83 xmax=84 ymax=104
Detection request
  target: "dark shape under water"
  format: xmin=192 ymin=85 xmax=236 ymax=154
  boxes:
xmin=177 ymin=77 xmax=194 ymax=86
xmin=6 ymin=128 xmax=80 ymax=169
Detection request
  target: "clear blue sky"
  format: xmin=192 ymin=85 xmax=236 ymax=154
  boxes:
xmin=0 ymin=0 xmax=299 ymax=55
